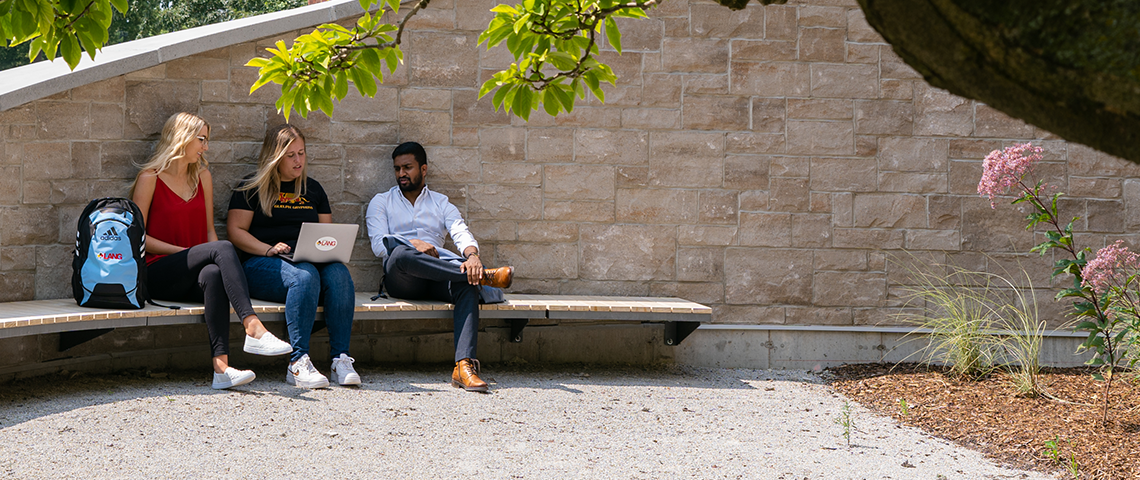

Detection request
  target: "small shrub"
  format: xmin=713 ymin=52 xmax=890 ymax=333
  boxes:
xmin=894 ymin=255 xmax=1046 ymax=391
xmin=994 ymin=267 xmax=1046 ymax=396
xmin=895 ymin=259 xmax=1004 ymax=379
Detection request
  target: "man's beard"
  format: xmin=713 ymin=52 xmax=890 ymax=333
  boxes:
xmin=398 ymin=176 xmax=422 ymax=192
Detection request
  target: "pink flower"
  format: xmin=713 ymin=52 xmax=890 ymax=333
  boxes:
xmin=977 ymin=143 xmax=1044 ymax=207
xmin=1082 ymin=241 xmax=1140 ymax=295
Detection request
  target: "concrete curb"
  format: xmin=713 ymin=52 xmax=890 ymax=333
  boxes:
xmin=0 ymin=0 xmax=370 ymax=111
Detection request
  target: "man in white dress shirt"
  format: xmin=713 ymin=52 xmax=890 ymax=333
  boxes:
xmin=365 ymin=142 xmax=513 ymax=392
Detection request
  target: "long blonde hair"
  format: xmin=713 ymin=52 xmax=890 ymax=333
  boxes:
xmin=236 ymin=124 xmax=307 ymax=217
xmin=130 ymin=112 xmax=209 ymax=198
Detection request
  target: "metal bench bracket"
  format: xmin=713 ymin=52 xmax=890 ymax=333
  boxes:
xmin=509 ymin=319 xmax=529 ymax=343
xmin=664 ymin=321 xmax=700 ymax=346
xmin=59 ymin=328 xmax=115 ymax=351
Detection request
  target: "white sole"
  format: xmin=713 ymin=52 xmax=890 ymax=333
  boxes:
xmin=243 ymin=336 xmax=292 ymax=356
xmin=286 ymin=372 xmax=329 ymax=389
xmin=243 ymin=345 xmax=292 ymax=356
xmin=333 ymin=372 xmax=361 ymax=386
xmin=213 ymin=372 xmax=255 ymax=390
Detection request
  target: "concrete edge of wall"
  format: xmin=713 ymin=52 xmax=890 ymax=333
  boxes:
xmin=678 ymin=326 xmax=1094 ymax=370
xmin=0 ymin=323 xmax=1096 ymax=383
xmin=0 ymin=0 xmax=369 ymax=111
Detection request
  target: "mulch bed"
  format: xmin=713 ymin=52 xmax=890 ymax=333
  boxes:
xmin=826 ymin=363 xmax=1140 ymax=480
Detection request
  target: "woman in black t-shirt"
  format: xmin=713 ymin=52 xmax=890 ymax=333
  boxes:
xmin=226 ymin=124 xmax=358 ymax=389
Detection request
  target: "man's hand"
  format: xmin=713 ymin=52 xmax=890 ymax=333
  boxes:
xmin=410 ymin=239 xmax=438 ymax=258
xmin=460 ymin=254 xmax=483 ymax=286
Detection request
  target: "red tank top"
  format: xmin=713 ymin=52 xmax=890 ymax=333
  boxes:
xmin=145 ymin=177 xmax=208 ymax=265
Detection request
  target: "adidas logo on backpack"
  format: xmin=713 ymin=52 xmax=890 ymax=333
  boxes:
xmin=72 ymin=197 xmax=148 ymax=309
xmin=99 ymin=227 xmax=122 ymax=242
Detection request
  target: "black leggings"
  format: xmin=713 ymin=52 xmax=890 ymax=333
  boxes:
xmin=147 ymin=241 xmax=257 ymax=357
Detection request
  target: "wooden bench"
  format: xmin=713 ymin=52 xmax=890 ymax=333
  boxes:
xmin=0 ymin=294 xmax=709 ymax=351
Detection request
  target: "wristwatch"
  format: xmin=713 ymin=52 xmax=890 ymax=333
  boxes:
xmin=465 ymin=252 xmax=479 ymax=260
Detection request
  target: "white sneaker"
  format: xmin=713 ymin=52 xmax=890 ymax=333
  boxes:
xmin=286 ymin=354 xmax=329 ymax=388
xmin=330 ymin=354 xmax=361 ymax=386
xmin=243 ymin=331 xmax=292 ymax=356
xmin=212 ymin=367 xmax=256 ymax=390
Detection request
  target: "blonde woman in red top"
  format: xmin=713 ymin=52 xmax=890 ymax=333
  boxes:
xmin=130 ymin=112 xmax=291 ymax=389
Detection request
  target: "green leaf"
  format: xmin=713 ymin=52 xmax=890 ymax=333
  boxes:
xmin=383 ymin=48 xmax=399 ymax=73
xmin=547 ymin=51 xmax=577 ymax=70
xmin=478 ymin=78 xmax=499 ymax=99
xmin=334 ymin=71 xmax=349 ymax=100
xmin=513 ymin=13 xmax=531 ymax=34
xmin=542 ymin=88 xmax=560 ymax=116
xmin=60 ymin=33 xmax=80 ymax=69
xmin=315 ymin=88 xmax=335 ymax=116
xmin=490 ymin=4 xmax=518 ymax=14
xmin=491 ymin=82 xmax=514 ymax=110
xmin=75 ymin=27 xmax=98 ymax=61
xmin=349 ymin=66 xmax=378 ymax=98
xmin=1073 ymin=320 xmax=1100 ymax=331
xmin=552 ymin=84 xmax=574 ymax=111
xmin=360 ymin=48 xmax=382 ymax=74
xmin=583 ymin=71 xmax=603 ymax=102
xmin=512 ymin=86 xmax=532 ymax=120
xmin=276 ymin=87 xmax=296 ymax=121
xmin=27 ymin=36 xmax=45 ymax=62
xmin=604 ymin=16 xmax=622 ymax=53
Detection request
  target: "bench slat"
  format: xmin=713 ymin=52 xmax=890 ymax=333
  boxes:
xmin=0 ymin=294 xmax=709 ymax=339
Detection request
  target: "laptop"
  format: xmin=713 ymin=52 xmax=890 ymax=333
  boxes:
xmin=278 ymin=222 xmax=359 ymax=264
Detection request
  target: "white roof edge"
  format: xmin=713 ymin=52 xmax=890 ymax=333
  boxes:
xmin=0 ymin=0 xmax=371 ymax=111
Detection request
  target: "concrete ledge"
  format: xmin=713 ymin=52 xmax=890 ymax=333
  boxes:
xmin=675 ymin=327 xmax=1095 ymax=370
xmin=0 ymin=0 xmax=371 ymax=111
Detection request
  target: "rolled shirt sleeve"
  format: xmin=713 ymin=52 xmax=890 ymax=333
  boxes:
xmin=443 ymin=201 xmax=478 ymax=256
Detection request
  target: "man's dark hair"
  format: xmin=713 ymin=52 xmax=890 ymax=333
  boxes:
xmin=392 ymin=141 xmax=427 ymax=166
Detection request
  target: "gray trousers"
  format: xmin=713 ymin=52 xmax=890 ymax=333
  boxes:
xmin=383 ymin=245 xmax=478 ymax=362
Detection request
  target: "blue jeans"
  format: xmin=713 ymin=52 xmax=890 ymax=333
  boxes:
xmin=243 ymin=256 xmax=355 ymax=363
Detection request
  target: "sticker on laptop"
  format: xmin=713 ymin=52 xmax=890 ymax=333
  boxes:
xmin=315 ymin=236 xmax=338 ymax=251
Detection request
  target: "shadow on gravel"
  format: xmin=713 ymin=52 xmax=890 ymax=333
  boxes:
xmin=0 ymin=363 xmax=822 ymax=430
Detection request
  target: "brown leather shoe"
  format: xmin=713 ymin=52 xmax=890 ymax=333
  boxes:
xmin=452 ymin=358 xmax=489 ymax=392
xmin=481 ymin=266 xmax=513 ymax=289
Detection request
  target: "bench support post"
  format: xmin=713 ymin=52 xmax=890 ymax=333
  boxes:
xmin=509 ymin=319 xmax=528 ymax=343
xmin=664 ymin=321 xmax=699 ymax=346
xmin=59 ymin=328 xmax=115 ymax=351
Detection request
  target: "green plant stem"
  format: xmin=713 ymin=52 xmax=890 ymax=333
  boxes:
xmin=1018 ymin=178 xmax=1117 ymax=424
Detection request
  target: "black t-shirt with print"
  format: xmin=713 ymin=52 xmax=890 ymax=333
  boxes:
xmin=228 ymin=177 xmax=332 ymax=253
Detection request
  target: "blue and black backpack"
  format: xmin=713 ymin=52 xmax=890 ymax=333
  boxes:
xmin=72 ymin=197 xmax=148 ymax=309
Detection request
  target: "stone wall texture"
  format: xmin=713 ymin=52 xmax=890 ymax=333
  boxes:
xmin=3 ymin=0 xmax=1139 ymax=329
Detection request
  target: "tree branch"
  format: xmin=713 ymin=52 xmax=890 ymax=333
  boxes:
xmin=62 ymin=0 xmax=98 ymax=31
xmin=379 ymin=0 xmax=431 ymax=49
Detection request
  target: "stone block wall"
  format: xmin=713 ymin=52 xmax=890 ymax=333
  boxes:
xmin=2 ymin=0 xmax=1139 ymax=329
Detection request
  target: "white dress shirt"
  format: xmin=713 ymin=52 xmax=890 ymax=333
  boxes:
xmin=366 ymin=185 xmax=478 ymax=262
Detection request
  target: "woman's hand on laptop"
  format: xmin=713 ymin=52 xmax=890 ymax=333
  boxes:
xmin=265 ymin=242 xmax=291 ymax=257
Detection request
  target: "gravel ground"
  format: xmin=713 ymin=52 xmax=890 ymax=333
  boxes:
xmin=0 ymin=364 xmax=1051 ymax=479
